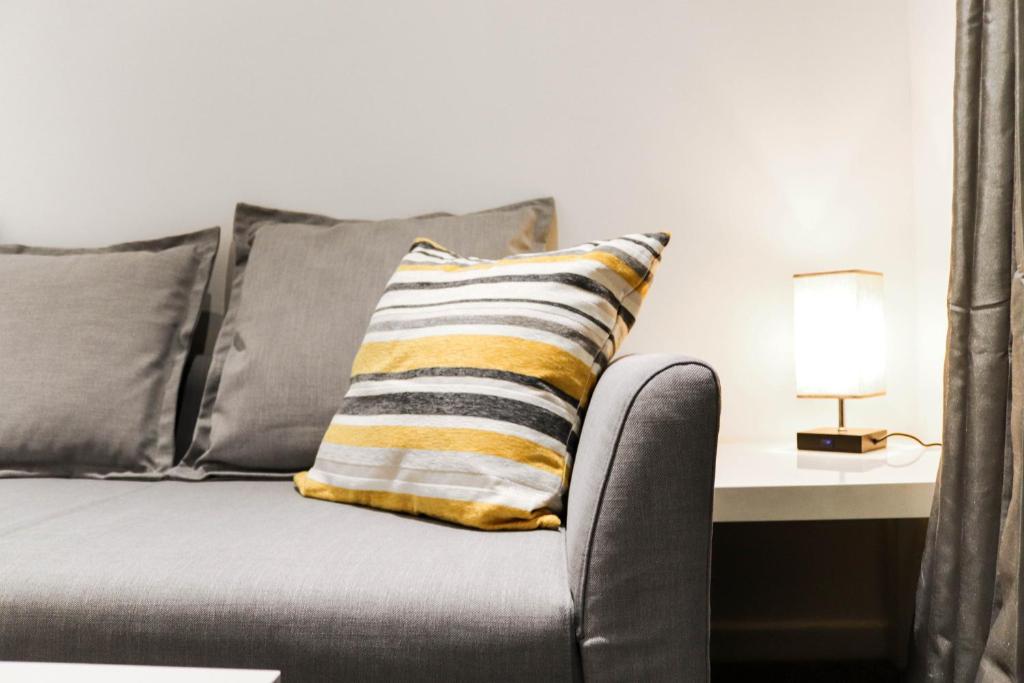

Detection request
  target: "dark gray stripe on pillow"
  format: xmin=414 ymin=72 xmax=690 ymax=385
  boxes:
xmin=349 ymin=367 xmax=582 ymax=406
xmin=339 ymin=393 xmax=574 ymax=443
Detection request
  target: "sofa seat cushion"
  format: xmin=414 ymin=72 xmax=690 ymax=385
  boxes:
xmin=0 ymin=480 xmax=576 ymax=681
xmin=0 ymin=479 xmax=155 ymax=534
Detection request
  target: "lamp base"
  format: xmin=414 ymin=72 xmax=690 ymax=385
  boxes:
xmin=797 ymin=427 xmax=887 ymax=453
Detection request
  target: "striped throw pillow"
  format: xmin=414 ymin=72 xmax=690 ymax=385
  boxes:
xmin=294 ymin=232 xmax=670 ymax=530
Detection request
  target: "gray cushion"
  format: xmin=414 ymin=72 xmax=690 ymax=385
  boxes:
xmin=0 ymin=479 xmax=576 ymax=681
xmin=179 ymin=199 xmax=557 ymax=477
xmin=0 ymin=229 xmax=219 ymax=478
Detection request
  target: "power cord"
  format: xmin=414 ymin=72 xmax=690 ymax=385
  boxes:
xmin=871 ymin=432 xmax=941 ymax=448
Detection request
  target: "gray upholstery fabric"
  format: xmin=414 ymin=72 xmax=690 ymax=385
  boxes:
xmin=566 ymin=354 xmax=720 ymax=681
xmin=0 ymin=479 xmax=154 ymax=535
xmin=0 ymin=479 xmax=575 ymax=682
xmin=0 ymin=229 xmax=219 ymax=478
xmin=911 ymin=1 xmax=1024 ymax=680
xmin=180 ymin=199 xmax=557 ymax=478
xmin=228 ymin=198 xmax=558 ymax=272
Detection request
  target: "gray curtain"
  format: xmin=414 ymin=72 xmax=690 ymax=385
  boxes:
xmin=911 ymin=1 xmax=1023 ymax=681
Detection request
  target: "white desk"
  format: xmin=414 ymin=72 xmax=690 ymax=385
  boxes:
xmin=713 ymin=441 xmax=940 ymax=522
xmin=0 ymin=662 xmax=281 ymax=683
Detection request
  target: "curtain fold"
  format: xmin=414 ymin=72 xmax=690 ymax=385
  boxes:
xmin=911 ymin=1 xmax=1023 ymax=681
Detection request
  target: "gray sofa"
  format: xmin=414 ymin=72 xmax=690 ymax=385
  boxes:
xmin=0 ymin=353 xmax=719 ymax=681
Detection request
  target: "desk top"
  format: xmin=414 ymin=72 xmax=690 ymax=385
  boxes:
xmin=713 ymin=441 xmax=940 ymax=522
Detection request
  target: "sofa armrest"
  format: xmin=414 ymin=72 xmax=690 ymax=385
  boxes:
xmin=566 ymin=354 xmax=720 ymax=681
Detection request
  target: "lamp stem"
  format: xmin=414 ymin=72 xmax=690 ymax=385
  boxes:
xmin=837 ymin=398 xmax=846 ymax=432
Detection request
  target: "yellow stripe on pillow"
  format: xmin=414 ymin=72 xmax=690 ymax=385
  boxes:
xmin=351 ymin=335 xmax=596 ymax=403
xmin=322 ymin=423 xmax=564 ymax=476
xmin=294 ymin=471 xmax=561 ymax=531
xmin=397 ymin=251 xmax=649 ymax=292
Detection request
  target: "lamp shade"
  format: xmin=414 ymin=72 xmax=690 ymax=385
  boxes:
xmin=793 ymin=269 xmax=885 ymax=398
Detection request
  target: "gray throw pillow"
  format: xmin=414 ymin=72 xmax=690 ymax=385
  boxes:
xmin=0 ymin=228 xmax=220 ymax=478
xmin=178 ymin=199 xmax=557 ymax=477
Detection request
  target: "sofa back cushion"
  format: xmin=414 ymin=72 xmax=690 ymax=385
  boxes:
xmin=179 ymin=199 xmax=557 ymax=477
xmin=0 ymin=228 xmax=219 ymax=477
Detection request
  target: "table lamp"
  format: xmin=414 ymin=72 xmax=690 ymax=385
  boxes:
xmin=793 ymin=269 xmax=887 ymax=453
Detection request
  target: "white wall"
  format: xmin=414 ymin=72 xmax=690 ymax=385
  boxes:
xmin=908 ymin=0 xmax=956 ymax=442
xmin=0 ymin=0 xmax=953 ymax=442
